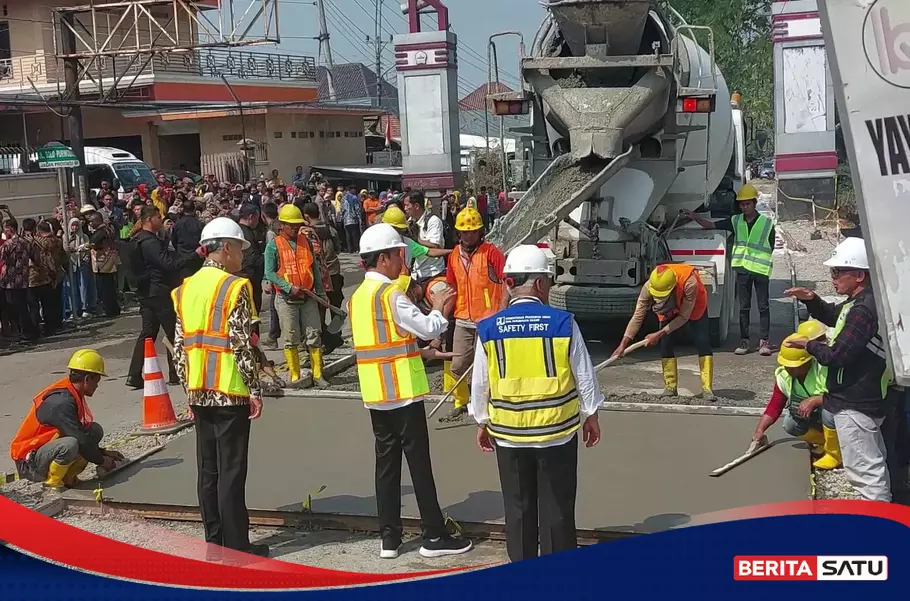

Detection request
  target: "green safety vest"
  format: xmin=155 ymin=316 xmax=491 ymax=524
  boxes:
xmin=731 ymin=214 xmax=774 ymax=276
xmin=775 ymin=364 xmax=826 ymax=415
xmin=817 ymin=299 xmax=891 ymax=397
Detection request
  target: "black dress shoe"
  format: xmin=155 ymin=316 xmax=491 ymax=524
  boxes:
xmin=125 ymin=378 xmax=144 ymax=390
xmin=244 ymin=544 xmax=270 ymax=558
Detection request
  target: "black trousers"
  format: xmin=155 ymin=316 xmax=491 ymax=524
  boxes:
xmin=327 ymin=273 xmax=344 ymax=308
xmin=369 ymin=402 xmax=447 ymax=542
xmin=736 ymin=270 xmax=770 ymax=340
xmin=193 ymin=404 xmax=252 ymax=551
xmin=345 ymin=224 xmax=361 ymax=253
xmin=5 ymin=288 xmax=37 ymax=339
xmin=660 ymin=312 xmax=713 ymax=358
xmin=28 ymin=283 xmax=61 ymax=336
xmin=129 ymin=294 xmax=178 ymax=382
xmin=495 ymin=436 xmax=579 ymax=562
xmin=95 ymin=272 xmax=121 ymax=317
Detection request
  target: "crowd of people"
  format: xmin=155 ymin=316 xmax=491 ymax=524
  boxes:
xmin=0 ymin=165 xmax=516 ymax=349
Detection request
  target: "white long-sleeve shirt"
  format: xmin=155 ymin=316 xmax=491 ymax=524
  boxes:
xmin=358 ymin=271 xmax=449 ymax=411
xmin=470 ymin=297 xmax=605 ymax=448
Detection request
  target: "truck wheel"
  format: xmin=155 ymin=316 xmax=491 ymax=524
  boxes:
xmin=549 ymin=285 xmax=640 ymax=320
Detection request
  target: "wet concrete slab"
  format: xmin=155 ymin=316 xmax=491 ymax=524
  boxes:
xmin=83 ymin=397 xmax=810 ymax=534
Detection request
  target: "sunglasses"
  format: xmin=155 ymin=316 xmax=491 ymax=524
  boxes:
xmin=830 ymin=268 xmax=856 ymax=278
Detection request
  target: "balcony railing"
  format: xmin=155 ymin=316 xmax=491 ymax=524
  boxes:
xmin=0 ymin=48 xmax=317 ymax=93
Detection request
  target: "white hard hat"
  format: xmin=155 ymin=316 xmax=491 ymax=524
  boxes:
xmin=359 ymin=223 xmax=406 ymax=254
xmin=504 ymin=244 xmax=553 ymax=275
xmin=823 ymin=237 xmax=869 ymax=270
xmin=80 ymin=204 xmax=97 ymax=215
xmin=199 ymin=217 xmax=250 ymax=250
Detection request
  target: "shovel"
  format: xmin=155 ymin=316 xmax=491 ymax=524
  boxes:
xmin=301 ymin=289 xmax=348 ymax=335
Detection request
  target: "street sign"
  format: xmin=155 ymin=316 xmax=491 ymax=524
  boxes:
xmin=819 ymin=0 xmax=910 ymax=385
xmin=37 ymin=145 xmax=80 ymax=169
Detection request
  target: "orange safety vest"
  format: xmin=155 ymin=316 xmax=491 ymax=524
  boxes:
xmin=450 ymin=242 xmax=505 ymax=322
xmin=9 ymin=378 xmax=94 ymax=461
xmin=656 ymin=263 xmax=708 ymax=323
xmin=276 ymin=234 xmax=315 ymax=291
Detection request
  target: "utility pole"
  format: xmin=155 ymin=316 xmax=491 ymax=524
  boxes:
xmin=374 ymin=0 xmax=384 ymax=109
xmin=315 ymin=0 xmax=337 ymax=101
xmin=60 ymin=13 xmax=88 ymax=206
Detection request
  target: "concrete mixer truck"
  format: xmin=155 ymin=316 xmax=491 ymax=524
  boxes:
xmin=487 ymin=0 xmax=748 ymax=345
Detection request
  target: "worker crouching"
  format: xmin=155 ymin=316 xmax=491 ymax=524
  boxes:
xmin=752 ymin=322 xmax=840 ymax=468
xmin=10 ymin=350 xmax=124 ymax=490
xmin=265 ymin=204 xmax=329 ymax=388
xmin=613 ymin=263 xmax=715 ymax=400
xmin=472 ymin=245 xmax=603 ymax=562
xmin=350 ymin=223 xmax=473 ymax=560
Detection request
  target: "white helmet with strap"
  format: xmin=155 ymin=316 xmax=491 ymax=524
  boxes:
xmin=199 ymin=217 xmax=250 ymax=250
xmin=823 ymin=237 xmax=869 ymax=270
xmin=504 ymin=244 xmax=553 ymax=275
xmin=360 ymin=223 xmax=407 ymax=254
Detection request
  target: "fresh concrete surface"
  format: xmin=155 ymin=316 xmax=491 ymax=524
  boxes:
xmin=77 ymin=396 xmax=809 ymax=534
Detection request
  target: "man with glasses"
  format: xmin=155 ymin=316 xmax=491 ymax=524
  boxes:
xmin=785 ymin=237 xmax=891 ymax=502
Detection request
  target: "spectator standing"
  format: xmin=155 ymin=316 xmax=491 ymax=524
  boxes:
xmin=292 ymin=165 xmax=307 ymax=187
xmin=260 ymin=202 xmax=282 ymax=348
xmin=342 ymin=186 xmax=363 ymax=253
xmin=405 ymin=191 xmax=446 ymax=279
xmin=29 ymin=221 xmax=65 ymax=337
xmin=98 ymin=192 xmax=124 ymax=229
xmin=0 ymin=218 xmax=38 ymax=340
xmin=86 ymin=212 xmax=121 ymax=318
xmin=237 ymin=204 xmax=265 ymax=314
xmin=268 ymin=169 xmax=285 ymax=189
xmin=171 ymin=199 xmax=205 ymax=283
xmin=63 ymin=217 xmax=95 ymax=319
xmin=126 ymin=206 xmax=184 ymax=389
xmin=476 ymin=187 xmax=490 ymax=231
xmin=363 ymin=191 xmax=383 ymax=226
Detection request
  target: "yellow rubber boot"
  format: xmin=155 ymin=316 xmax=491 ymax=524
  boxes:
xmin=284 ymin=348 xmax=302 ymax=385
xmin=44 ymin=460 xmax=73 ymax=491
xmin=442 ymin=361 xmax=455 ymax=394
xmin=453 ymin=375 xmax=469 ymax=409
xmin=63 ymin=457 xmax=89 ymax=487
xmin=801 ymin=428 xmax=825 ymax=447
xmin=661 ymin=358 xmax=678 ymax=397
xmin=440 ymin=368 xmax=470 ymax=423
xmin=698 ymin=355 xmax=716 ymax=402
xmin=310 ymin=347 xmax=329 ymax=388
xmin=812 ymin=426 xmax=842 ymax=470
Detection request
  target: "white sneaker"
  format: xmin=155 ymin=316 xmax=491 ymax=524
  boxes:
xmin=379 ymin=538 xmax=401 ymax=559
xmin=81 ymin=311 xmax=91 ymax=318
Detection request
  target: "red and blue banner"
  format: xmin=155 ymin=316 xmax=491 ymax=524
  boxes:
xmin=1 ymin=495 xmax=908 ymax=599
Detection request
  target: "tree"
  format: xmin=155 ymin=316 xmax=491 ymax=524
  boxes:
xmin=662 ymin=0 xmax=774 ymax=154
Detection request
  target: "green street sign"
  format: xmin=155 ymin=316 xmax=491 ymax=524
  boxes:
xmin=38 ymin=145 xmax=80 ymax=169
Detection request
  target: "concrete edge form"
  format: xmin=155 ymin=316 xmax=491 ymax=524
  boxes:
xmin=57 ymin=496 xmax=635 ymax=545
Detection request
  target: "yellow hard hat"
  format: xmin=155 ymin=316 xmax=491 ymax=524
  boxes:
xmin=68 ymin=349 xmax=107 ymax=376
xmin=797 ymin=319 xmax=827 ymax=341
xmin=278 ymin=204 xmax=305 ymax=224
xmin=736 ymin=183 xmax=759 ymax=202
xmin=778 ymin=336 xmax=813 ymax=368
xmin=382 ymin=205 xmax=408 ymax=230
xmin=455 ymin=207 xmax=484 ymax=232
xmin=647 ymin=265 xmax=678 ymax=299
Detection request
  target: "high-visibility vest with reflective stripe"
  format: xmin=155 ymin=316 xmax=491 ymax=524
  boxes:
xmin=477 ymin=300 xmax=581 ymax=445
xmin=731 ymin=214 xmax=774 ymax=276
xmin=655 ymin=263 xmax=707 ymax=323
xmin=774 ymin=364 xmax=826 ymax=415
xmin=10 ymin=378 xmax=94 ymax=461
xmin=172 ymin=266 xmax=253 ymax=397
xmin=351 ymin=277 xmax=429 ymax=404
xmin=276 ymin=234 xmax=315 ymax=291
xmin=450 ymin=242 xmax=505 ymax=322
xmin=817 ymin=298 xmax=891 ymax=397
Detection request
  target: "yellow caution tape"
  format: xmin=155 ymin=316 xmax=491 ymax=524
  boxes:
xmin=444 ymin=515 xmax=463 ymax=536
xmin=301 ymin=485 xmax=327 ymax=513
xmin=93 ymin=487 xmax=104 ymax=503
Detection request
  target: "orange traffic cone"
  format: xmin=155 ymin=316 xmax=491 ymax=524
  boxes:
xmin=137 ymin=337 xmax=191 ymax=436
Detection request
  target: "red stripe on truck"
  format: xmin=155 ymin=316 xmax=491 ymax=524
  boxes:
xmin=670 ymin=249 xmax=725 ymax=256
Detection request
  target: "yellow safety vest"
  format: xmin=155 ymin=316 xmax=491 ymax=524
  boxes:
xmin=774 ymin=364 xmax=826 ymax=415
xmin=351 ymin=277 xmax=429 ymax=404
xmin=172 ymin=266 xmax=255 ymax=397
xmin=477 ymin=300 xmax=581 ymax=444
xmin=731 ymin=214 xmax=774 ymax=276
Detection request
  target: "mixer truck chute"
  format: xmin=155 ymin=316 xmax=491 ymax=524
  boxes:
xmin=487 ymin=0 xmax=747 ymax=345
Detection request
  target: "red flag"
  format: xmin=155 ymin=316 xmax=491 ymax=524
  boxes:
xmin=384 ymin=117 xmax=392 ymax=148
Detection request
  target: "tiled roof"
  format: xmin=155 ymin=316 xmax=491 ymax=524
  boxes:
xmin=316 ymin=63 xmax=399 ymax=112
xmin=458 ymin=82 xmax=514 ymax=111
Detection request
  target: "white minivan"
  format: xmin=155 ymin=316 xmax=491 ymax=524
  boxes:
xmin=83 ymin=146 xmax=157 ymax=200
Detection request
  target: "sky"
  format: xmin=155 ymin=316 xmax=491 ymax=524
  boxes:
xmin=262 ymin=0 xmax=546 ymax=99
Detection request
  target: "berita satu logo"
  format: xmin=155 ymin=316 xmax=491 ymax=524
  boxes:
xmin=864 ymin=0 xmax=910 ymax=88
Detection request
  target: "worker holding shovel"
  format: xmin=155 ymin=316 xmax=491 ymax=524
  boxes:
xmin=611 ymin=263 xmax=715 ymax=401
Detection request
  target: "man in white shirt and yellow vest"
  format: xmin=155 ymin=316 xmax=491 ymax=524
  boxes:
xmin=172 ymin=217 xmax=268 ymax=558
xmin=471 ymin=245 xmax=603 ymax=562
xmin=350 ymin=223 xmax=473 ymax=560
